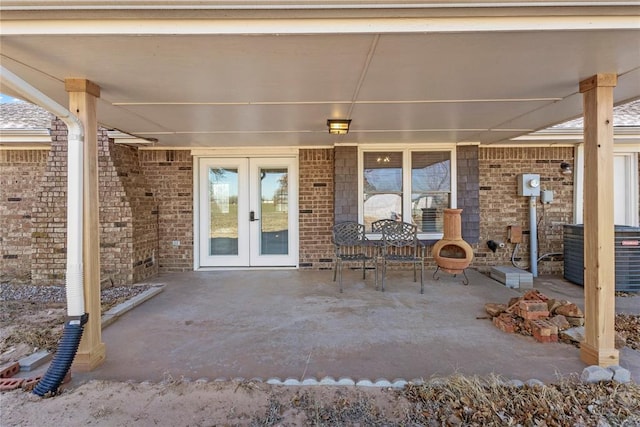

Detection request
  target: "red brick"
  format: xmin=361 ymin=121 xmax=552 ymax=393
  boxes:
xmin=523 ymin=290 xmax=550 ymax=302
xmin=517 ymin=301 xmax=549 ymax=320
xmin=530 ymin=319 xmax=558 ymax=336
xmin=493 ymin=313 xmax=517 ymax=334
xmin=518 ymin=300 xmax=548 ymax=312
xmin=0 ymin=362 xmax=20 ymax=378
xmin=519 ymin=310 xmax=550 ymax=320
xmin=0 ymin=378 xmax=24 ymax=391
xmin=505 ymin=297 xmax=522 ymax=313
xmin=531 ymin=319 xmax=559 ymax=343
xmin=532 ymin=330 xmax=559 ymax=343
xmin=20 ymin=376 xmax=42 ymax=392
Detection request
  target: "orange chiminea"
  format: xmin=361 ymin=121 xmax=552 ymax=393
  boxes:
xmin=432 ymin=208 xmax=474 ymax=285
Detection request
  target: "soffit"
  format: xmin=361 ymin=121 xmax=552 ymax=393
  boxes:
xmin=0 ymin=8 xmax=638 ymax=148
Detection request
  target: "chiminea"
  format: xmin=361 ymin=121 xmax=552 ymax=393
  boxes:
xmin=432 ymin=208 xmax=474 ymax=284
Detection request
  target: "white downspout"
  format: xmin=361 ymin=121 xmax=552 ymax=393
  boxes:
xmin=1 ymin=66 xmax=85 ymax=317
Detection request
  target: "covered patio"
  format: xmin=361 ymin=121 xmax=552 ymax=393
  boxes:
xmin=73 ymin=269 xmax=640 ymax=384
xmin=1 ymin=1 xmax=638 ymax=383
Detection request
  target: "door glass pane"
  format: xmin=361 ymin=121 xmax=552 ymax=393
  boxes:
xmin=260 ymin=168 xmax=289 ymax=255
xmin=411 ymin=151 xmax=451 ymax=233
xmin=363 ymin=152 xmax=402 ymax=230
xmin=208 ymin=167 xmax=239 ymax=255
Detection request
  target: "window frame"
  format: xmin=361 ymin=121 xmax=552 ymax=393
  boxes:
xmin=574 ymin=144 xmax=639 ymax=227
xmin=358 ymin=144 xmax=457 ymax=239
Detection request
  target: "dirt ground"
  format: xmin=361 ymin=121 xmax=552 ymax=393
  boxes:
xmin=2 ymin=371 xmax=640 ymax=426
xmin=1 ymin=286 xmax=640 ymax=426
xmin=1 ymin=379 xmax=417 ymax=426
xmin=0 ymin=285 xmax=147 ymax=365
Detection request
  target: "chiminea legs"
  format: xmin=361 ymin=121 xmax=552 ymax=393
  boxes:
xmin=433 ymin=265 xmax=470 ymax=285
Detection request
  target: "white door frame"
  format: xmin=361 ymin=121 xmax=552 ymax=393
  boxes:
xmin=193 ymin=151 xmax=299 ymax=269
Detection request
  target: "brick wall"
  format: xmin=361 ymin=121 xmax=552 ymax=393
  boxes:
xmin=10 ymin=118 xmax=161 ymax=286
xmin=299 ymin=148 xmax=334 ymax=269
xmin=30 ymin=120 xmax=69 ymax=284
xmin=0 ymin=150 xmax=49 ymax=284
xmin=100 ymin=139 xmax=159 ymax=285
xmin=475 ymin=146 xmax=575 ymax=275
xmin=119 ymin=145 xmax=159 ymax=283
xmin=0 ymin=138 xmax=599 ymax=281
xmin=139 ymin=150 xmax=193 ymax=272
xmin=99 ymin=133 xmax=133 ymax=285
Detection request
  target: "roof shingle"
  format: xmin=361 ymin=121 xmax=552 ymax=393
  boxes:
xmin=0 ymin=100 xmax=54 ymax=130
xmin=551 ymin=99 xmax=640 ymax=129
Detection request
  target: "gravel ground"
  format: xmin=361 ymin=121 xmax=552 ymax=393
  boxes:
xmin=0 ymin=283 xmax=150 ymax=309
xmin=0 ymin=283 xmax=150 ymax=361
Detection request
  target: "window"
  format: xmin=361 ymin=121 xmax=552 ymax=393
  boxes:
xmin=574 ymin=145 xmax=639 ymax=227
xmin=360 ymin=146 xmax=455 ymax=237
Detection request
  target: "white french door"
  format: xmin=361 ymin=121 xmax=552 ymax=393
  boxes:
xmin=198 ymin=157 xmax=298 ymax=267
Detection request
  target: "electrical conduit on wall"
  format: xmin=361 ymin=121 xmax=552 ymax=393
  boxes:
xmin=1 ymin=66 xmax=88 ymax=396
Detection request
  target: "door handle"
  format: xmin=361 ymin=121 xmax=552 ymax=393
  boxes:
xmin=250 ymin=211 xmax=259 ymax=222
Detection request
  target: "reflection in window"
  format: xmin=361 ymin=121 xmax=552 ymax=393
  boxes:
xmin=411 ymin=152 xmax=451 ymax=233
xmin=209 ymin=167 xmax=239 ymax=255
xmin=363 ymin=152 xmax=402 ymax=230
xmin=260 ymin=168 xmax=289 ymax=255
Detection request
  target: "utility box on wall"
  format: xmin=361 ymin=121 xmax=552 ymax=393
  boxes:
xmin=541 ymin=190 xmax=554 ymax=204
xmin=517 ymin=174 xmax=541 ymax=197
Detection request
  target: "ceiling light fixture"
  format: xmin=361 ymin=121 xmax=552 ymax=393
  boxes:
xmin=327 ymin=119 xmax=351 ymax=135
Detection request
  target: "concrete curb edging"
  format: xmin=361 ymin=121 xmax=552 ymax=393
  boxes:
xmin=101 ymin=285 xmax=165 ymax=328
xmin=201 ymin=365 xmax=635 ymax=389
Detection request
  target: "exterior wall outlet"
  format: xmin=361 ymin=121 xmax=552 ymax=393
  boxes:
xmin=172 ymin=240 xmax=180 ymax=247
xmin=541 ymin=190 xmax=554 ymax=204
xmin=508 ymin=225 xmax=523 ymax=243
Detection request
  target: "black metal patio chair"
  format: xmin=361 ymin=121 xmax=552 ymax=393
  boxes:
xmin=379 ymin=221 xmax=424 ymax=293
xmin=332 ymin=221 xmax=375 ymax=293
xmin=371 ymin=218 xmax=397 ymax=233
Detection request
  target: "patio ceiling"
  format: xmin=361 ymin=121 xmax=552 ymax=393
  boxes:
xmin=1 ymin=4 xmax=639 ymax=148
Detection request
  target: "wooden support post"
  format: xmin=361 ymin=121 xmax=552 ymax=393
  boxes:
xmin=66 ymin=79 xmax=106 ymax=371
xmin=579 ymin=73 xmax=619 ymax=367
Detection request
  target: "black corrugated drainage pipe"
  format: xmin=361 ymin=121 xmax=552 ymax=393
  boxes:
xmin=33 ymin=314 xmax=88 ymax=396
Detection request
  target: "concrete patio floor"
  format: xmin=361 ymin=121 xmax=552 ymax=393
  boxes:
xmin=74 ymin=268 xmax=640 ymax=384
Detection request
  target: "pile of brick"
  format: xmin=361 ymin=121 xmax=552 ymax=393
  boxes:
xmin=485 ymin=290 xmax=584 ymax=343
xmin=0 ymin=360 xmax=70 ymax=393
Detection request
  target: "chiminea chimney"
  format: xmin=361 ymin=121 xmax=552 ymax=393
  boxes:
xmin=431 ymin=209 xmax=474 ymax=283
